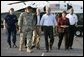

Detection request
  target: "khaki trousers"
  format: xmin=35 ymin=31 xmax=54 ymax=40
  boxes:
xmin=19 ymin=30 xmax=33 ymax=51
xmin=32 ymin=27 xmax=40 ymax=49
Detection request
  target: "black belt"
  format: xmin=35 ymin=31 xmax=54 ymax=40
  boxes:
xmin=70 ymin=25 xmax=75 ymax=26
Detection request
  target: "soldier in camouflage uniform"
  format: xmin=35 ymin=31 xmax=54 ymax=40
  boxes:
xmin=18 ymin=6 xmax=36 ymax=52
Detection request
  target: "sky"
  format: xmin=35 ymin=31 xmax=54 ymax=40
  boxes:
xmin=1 ymin=1 xmax=83 ymax=13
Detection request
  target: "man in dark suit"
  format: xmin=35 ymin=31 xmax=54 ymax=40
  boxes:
xmin=4 ymin=8 xmax=18 ymax=48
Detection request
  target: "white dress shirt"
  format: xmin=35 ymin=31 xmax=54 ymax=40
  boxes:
xmin=40 ymin=14 xmax=57 ymax=26
xmin=66 ymin=14 xmax=78 ymax=25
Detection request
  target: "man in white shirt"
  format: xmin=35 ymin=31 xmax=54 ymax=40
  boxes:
xmin=66 ymin=8 xmax=78 ymax=49
xmin=40 ymin=6 xmax=57 ymax=52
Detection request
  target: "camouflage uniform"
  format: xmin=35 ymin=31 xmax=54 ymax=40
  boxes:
xmin=18 ymin=12 xmax=35 ymax=51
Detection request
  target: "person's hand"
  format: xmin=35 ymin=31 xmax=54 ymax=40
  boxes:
xmin=19 ymin=27 xmax=22 ymax=33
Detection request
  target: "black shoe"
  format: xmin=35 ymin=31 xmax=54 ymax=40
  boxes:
xmin=8 ymin=44 xmax=11 ymax=48
xmin=13 ymin=44 xmax=17 ymax=48
xmin=58 ymin=48 xmax=60 ymax=50
xmin=70 ymin=47 xmax=73 ymax=49
xmin=65 ymin=48 xmax=69 ymax=51
xmin=58 ymin=47 xmax=60 ymax=50
xmin=31 ymin=45 xmax=35 ymax=49
xmin=46 ymin=50 xmax=49 ymax=52
xmin=9 ymin=45 xmax=11 ymax=48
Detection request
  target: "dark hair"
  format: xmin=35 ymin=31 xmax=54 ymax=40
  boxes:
xmin=26 ymin=6 xmax=32 ymax=9
xmin=58 ymin=13 xmax=62 ymax=17
xmin=62 ymin=11 xmax=67 ymax=14
xmin=43 ymin=6 xmax=46 ymax=12
xmin=10 ymin=8 xmax=14 ymax=11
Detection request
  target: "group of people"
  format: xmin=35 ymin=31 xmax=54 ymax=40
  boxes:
xmin=4 ymin=6 xmax=78 ymax=53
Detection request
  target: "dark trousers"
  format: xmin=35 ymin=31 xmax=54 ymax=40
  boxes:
xmin=58 ymin=29 xmax=69 ymax=49
xmin=43 ymin=26 xmax=54 ymax=50
xmin=68 ymin=25 xmax=76 ymax=48
xmin=7 ymin=27 xmax=16 ymax=46
xmin=41 ymin=26 xmax=44 ymax=31
xmin=25 ymin=37 xmax=27 ymax=47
